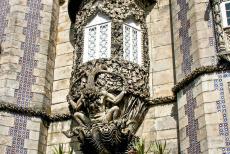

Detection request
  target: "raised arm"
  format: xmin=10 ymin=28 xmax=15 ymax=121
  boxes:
xmin=101 ymin=90 xmax=126 ymax=104
xmin=67 ymin=94 xmax=84 ymax=111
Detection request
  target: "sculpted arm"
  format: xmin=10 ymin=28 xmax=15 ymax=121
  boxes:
xmin=67 ymin=94 xmax=84 ymax=111
xmin=101 ymin=90 xmax=126 ymax=104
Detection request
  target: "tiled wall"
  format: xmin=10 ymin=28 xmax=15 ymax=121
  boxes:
xmin=0 ymin=0 xmax=10 ymax=50
xmin=172 ymin=0 xmax=230 ymax=153
xmin=0 ymin=0 xmax=59 ymax=153
xmin=172 ymin=0 xmax=217 ymax=82
xmin=178 ymin=72 xmax=230 ymax=153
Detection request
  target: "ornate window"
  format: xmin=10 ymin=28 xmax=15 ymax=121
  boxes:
xmin=83 ymin=13 xmax=111 ymax=63
xmin=123 ymin=19 xmax=142 ymax=65
xmin=221 ymin=1 xmax=230 ymax=28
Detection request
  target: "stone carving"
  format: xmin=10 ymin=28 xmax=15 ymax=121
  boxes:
xmin=71 ymin=0 xmax=150 ymax=69
xmin=64 ymin=0 xmax=154 ymax=153
xmin=211 ymin=0 xmax=230 ymax=62
xmin=64 ymin=60 xmax=149 ymax=154
xmin=221 ymin=28 xmax=230 ymax=61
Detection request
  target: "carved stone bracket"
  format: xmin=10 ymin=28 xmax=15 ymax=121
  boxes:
xmin=65 ymin=0 xmax=152 ymax=153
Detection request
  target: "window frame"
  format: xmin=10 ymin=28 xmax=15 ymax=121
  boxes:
xmin=83 ymin=13 xmax=111 ymax=63
xmin=220 ymin=1 xmax=230 ymax=28
xmin=123 ymin=20 xmax=142 ymax=65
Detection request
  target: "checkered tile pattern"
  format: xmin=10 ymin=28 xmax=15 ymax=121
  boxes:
xmin=183 ymin=85 xmax=200 ymax=154
xmin=6 ymin=0 xmax=43 ymax=153
xmin=0 ymin=0 xmax=10 ymax=48
xmin=177 ymin=0 xmax=201 ymax=153
xmin=215 ymin=71 xmax=230 ymax=153
xmin=177 ymin=0 xmax=192 ymax=76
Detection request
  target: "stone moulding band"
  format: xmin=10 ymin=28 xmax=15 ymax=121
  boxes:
xmin=0 ymin=65 xmax=229 ymax=123
xmin=0 ymin=97 xmax=176 ymax=124
xmin=0 ymin=102 xmax=71 ymax=123
xmin=172 ymin=65 xmax=230 ymax=94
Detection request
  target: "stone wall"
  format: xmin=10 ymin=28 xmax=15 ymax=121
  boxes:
xmin=177 ymin=72 xmax=230 ymax=153
xmin=0 ymin=0 xmax=59 ymax=153
xmin=47 ymin=121 xmax=82 ymax=154
xmin=171 ymin=0 xmax=230 ymax=153
xmin=47 ymin=1 xmax=75 ymax=153
xmin=51 ymin=0 xmax=73 ymax=114
xmin=1 ymin=0 xmax=229 ymax=153
xmin=137 ymin=0 xmax=178 ymax=153
xmin=171 ymin=0 xmax=216 ymax=81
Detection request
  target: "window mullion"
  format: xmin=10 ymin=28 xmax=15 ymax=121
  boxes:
xmin=96 ymin=25 xmax=100 ymax=59
xmin=108 ymin=22 xmax=111 ymax=58
xmin=221 ymin=2 xmax=229 ymax=28
xmin=83 ymin=28 xmax=88 ymax=62
xmin=130 ymin=27 xmax=133 ymax=62
xmin=137 ymin=31 xmax=142 ymax=65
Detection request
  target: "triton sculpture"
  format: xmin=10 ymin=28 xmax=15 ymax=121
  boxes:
xmin=64 ymin=0 xmax=154 ymax=153
xmin=64 ymin=61 xmax=149 ymax=154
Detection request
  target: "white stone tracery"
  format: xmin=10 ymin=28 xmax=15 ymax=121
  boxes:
xmin=123 ymin=19 xmax=142 ymax=65
xmin=83 ymin=13 xmax=111 ymax=63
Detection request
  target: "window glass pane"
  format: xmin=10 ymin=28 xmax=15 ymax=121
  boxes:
xmin=88 ymin=27 xmax=97 ymax=61
xmin=124 ymin=26 xmax=131 ymax=61
xmin=226 ymin=3 xmax=230 ymax=10
xmin=227 ymin=10 xmax=230 ymax=18
xmin=227 ymin=18 xmax=230 ymax=25
xmin=132 ymin=29 xmax=138 ymax=63
xmin=99 ymin=23 xmax=109 ymax=58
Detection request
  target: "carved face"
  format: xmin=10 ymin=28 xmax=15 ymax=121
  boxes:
xmin=96 ymin=74 xmax=106 ymax=87
xmin=80 ymin=77 xmax=87 ymax=88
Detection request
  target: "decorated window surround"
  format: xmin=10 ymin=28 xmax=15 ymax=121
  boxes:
xmin=123 ymin=19 xmax=142 ymax=65
xmin=83 ymin=13 xmax=111 ymax=63
xmin=220 ymin=1 xmax=230 ymax=28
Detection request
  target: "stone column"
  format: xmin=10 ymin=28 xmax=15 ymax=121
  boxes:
xmin=136 ymin=0 xmax=178 ymax=153
xmin=47 ymin=1 xmax=78 ymax=153
xmin=0 ymin=0 xmax=59 ymax=153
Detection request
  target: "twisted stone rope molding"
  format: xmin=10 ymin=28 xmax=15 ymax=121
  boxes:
xmin=0 ymin=97 xmax=176 ymax=123
xmin=148 ymin=65 xmax=230 ymax=105
xmin=0 ymin=102 xmax=71 ymax=123
xmin=148 ymin=96 xmax=176 ymax=105
xmin=0 ymin=65 xmax=230 ymax=122
xmin=172 ymin=65 xmax=230 ymax=94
